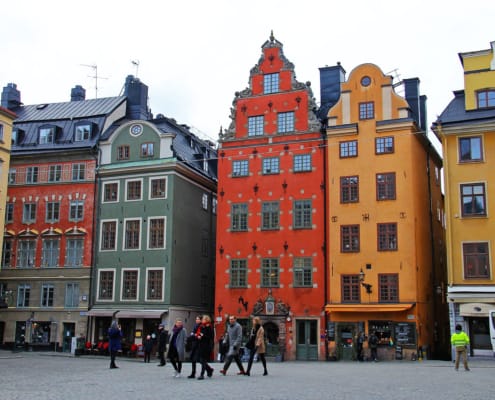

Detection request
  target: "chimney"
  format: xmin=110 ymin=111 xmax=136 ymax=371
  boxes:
xmin=403 ymin=78 xmax=425 ymax=132
xmin=318 ymin=63 xmax=346 ymax=120
xmin=124 ymin=75 xmax=150 ymax=120
xmin=1 ymin=83 xmax=22 ymax=110
xmin=71 ymin=85 xmax=86 ymax=101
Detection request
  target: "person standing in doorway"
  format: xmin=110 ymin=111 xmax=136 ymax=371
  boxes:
xmin=451 ymin=324 xmax=470 ymax=371
xmin=157 ymin=324 xmax=168 ymax=367
xmin=168 ymin=318 xmax=187 ymax=377
xmin=220 ymin=315 xmax=246 ymax=376
xmin=245 ymin=316 xmax=268 ymax=376
xmin=108 ymin=320 xmax=123 ymax=369
xmin=197 ymin=315 xmax=215 ymax=380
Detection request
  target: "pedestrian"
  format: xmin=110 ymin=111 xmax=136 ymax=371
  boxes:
xmin=143 ymin=334 xmax=153 ymax=363
xmin=107 ymin=320 xmax=123 ymax=369
xmin=157 ymin=324 xmax=168 ymax=367
xmin=218 ymin=334 xmax=228 ymax=362
xmin=168 ymin=318 xmax=187 ymax=377
xmin=187 ymin=316 xmax=202 ymax=378
xmin=451 ymin=324 xmax=470 ymax=371
xmin=197 ymin=314 xmax=215 ymax=380
xmin=245 ymin=316 xmax=268 ymax=376
xmin=220 ymin=315 xmax=246 ymax=376
xmin=356 ymin=331 xmax=365 ymax=361
xmin=368 ymin=331 xmax=379 ymax=362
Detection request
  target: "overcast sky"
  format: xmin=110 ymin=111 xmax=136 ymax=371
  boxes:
xmin=1 ymin=0 xmax=493 ymax=148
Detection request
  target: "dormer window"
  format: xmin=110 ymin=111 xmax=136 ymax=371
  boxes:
xmin=74 ymin=123 xmax=91 ymax=141
xmin=477 ymin=89 xmax=495 ymax=109
xmin=264 ymin=73 xmax=279 ymax=94
xmin=12 ymin=128 xmax=24 ymax=145
xmin=39 ymin=126 xmax=56 ymax=144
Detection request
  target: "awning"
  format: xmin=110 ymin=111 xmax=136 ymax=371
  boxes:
xmin=117 ymin=310 xmax=168 ymax=319
xmin=325 ymin=303 xmax=415 ymax=313
xmin=459 ymin=302 xmax=495 ymax=317
xmin=86 ymin=309 xmax=118 ymax=317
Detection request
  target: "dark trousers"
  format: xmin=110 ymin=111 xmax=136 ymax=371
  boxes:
xmin=110 ymin=350 xmax=118 ymax=367
xmin=246 ymin=349 xmax=267 ymax=374
xmin=144 ymin=351 xmax=151 ymax=363
xmin=158 ymin=351 xmax=166 ymax=365
xmin=199 ymin=356 xmax=213 ymax=377
xmin=169 ymin=346 xmax=182 ymax=373
xmin=223 ymin=353 xmax=245 ymax=373
xmin=370 ymin=347 xmax=378 ymax=361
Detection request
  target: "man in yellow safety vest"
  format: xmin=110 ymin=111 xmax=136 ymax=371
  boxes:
xmin=450 ymin=324 xmax=470 ymax=371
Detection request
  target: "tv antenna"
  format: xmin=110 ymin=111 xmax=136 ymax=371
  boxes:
xmin=131 ymin=60 xmax=140 ymax=77
xmin=80 ymin=64 xmax=108 ymax=99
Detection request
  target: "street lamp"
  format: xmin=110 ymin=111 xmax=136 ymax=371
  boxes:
xmin=359 ymin=268 xmax=373 ymax=294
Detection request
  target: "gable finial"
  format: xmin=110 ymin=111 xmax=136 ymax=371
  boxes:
xmin=270 ymin=30 xmax=275 ymax=42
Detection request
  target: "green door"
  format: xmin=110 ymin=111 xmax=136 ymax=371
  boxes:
xmin=296 ymin=320 xmax=318 ymax=360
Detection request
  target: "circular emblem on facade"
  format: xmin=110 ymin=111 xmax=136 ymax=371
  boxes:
xmin=130 ymin=124 xmax=143 ymax=136
xmin=361 ymin=76 xmax=371 ymax=87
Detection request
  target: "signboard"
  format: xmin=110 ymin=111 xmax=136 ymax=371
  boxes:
xmin=394 ymin=322 xmax=416 ymax=346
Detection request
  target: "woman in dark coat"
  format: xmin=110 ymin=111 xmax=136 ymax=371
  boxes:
xmin=108 ymin=320 xmax=123 ymax=369
xmin=197 ymin=314 xmax=214 ymax=380
xmin=143 ymin=334 xmax=153 ymax=363
xmin=187 ymin=316 xmax=202 ymax=378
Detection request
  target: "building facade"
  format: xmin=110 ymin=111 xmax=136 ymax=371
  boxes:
xmin=323 ymin=63 xmax=448 ymax=361
xmin=216 ymin=33 xmax=326 ymax=360
xmin=432 ymin=41 xmax=495 ymax=357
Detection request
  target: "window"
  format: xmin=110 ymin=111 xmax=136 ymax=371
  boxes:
xmin=65 ymin=238 xmax=83 ymax=267
xmin=379 ymin=274 xmax=398 ymax=302
xmin=41 ymin=284 xmax=54 ymax=307
xmin=230 ymin=259 xmax=247 ymax=288
xmin=341 ymin=225 xmax=360 ymax=252
xmin=232 ymin=160 xmax=249 ymax=177
xmin=48 ymin=165 xmax=62 ymax=182
xmin=376 ymin=137 xmax=394 ymax=154
xmin=359 ymin=102 xmax=374 ymax=119
xmin=477 ymin=89 xmax=495 ymax=108
xmin=42 ymin=239 xmax=59 ymax=267
xmin=17 ymin=239 xmax=36 ymax=268
xmin=147 ymin=269 xmax=163 ymax=300
xmin=126 ymin=180 xmax=142 ymax=201
xmin=262 ymin=157 xmax=279 ymax=174
xmin=278 ymin=111 xmax=294 ymax=133
xmin=261 ymin=258 xmax=279 ymax=287
xmin=2 ymin=238 xmax=13 ymax=268
xmin=378 ymin=223 xmax=397 ymax=251
xmin=46 ymin=202 xmax=60 ymax=222
xmin=8 ymin=168 xmax=16 ymax=184
xmin=6 ymin=203 xmax=14 ymax=223
xmin=101 ymin=221 xmax=117 ymax=250
xmin=141 ymin=142 xmax=154 ymax=157
xmin=248 ymin=116 xmax=264 ymax=136
xmin=117 ymin=145 xmax=130 ymax=160
xmin=340 ymin=140 xmax=358 ymax=158
xmin=262 ymin=201 xmax=279 ymax=230
xmin=103 ymin=182 xmax=118 ymax=202
xmin=342 ymin=275 xmax=360 ymax=302
xmin=459 ymin=136 xmax=482 ymax=162
xmin=72 ymin=163 xmax=85 ymax=181
xmin=461 ymin=183 xmax=486 ymax=216
xmin=17 ymin=284 xmax=31 ymax=307
xmin=264 ymin=73 xmax=279 ymax=94
xmin=231 ymin=203 xmax=248 ymax=231
xmin=0 ymin=124 xmax=3 ymax=142
xmin=124 ymin=219 xmax=141 ymax=249
xmin=65 ymin=283 xmax=80 ymax=308
xmin=376 ymin=173 xmax=396 ymax=200
xmin=69 ymin=200 xmax=84 ymax=221
xmin=340 ymin=176 xmax=359 ymax=203
xmin=202 ymin=193 xmax=208 ymax=210
xmin=150 ymin=178 xmax=166 ymax=199
xmin=99 ymin=270 xmax=114 ymax=300
xmin=463 ymin=242 xmax=489 ymax=279
xmin=293 ymin=154 xmax=311 ymax=172
xmin=26 ymin=167 xmax=39 ymax=183
xmin=122 ymin=270 xmax=138 ymax=300
xmin=22 ymin=203 xmax=37 ymax=223
xmin=149 ymin=218 xmax=165 ymax=249
xmin=212 ymin=198 xmax=217 ymax=215
xmin=293 ymin=200 xmax=312 ymax=229
xmin=75 ymin=124 xmax=91 ymax=141
xmin=293 ymin=257 xmax=312 ymax=287
xmin=39 ymin=127 xmax=55 ymax=144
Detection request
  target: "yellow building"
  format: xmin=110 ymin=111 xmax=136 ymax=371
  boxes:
xmin=322 ymin=63 xmax=447 ymax=361
xmin=432 ymin=41 xmax=495 ymax=357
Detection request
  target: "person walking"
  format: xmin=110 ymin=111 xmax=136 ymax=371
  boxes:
xmin=108 ymin=320 xmax=123 ymax=369
xmin=220 ymin=315 xmax=246 ymax=376
xmin=168 ymin=318 xmax=187 ymax=377
xmin=368 ymin=331 xmax=379 ymax=362
xmin=187 ymin=316 xmax=202 ymax=378
xmin=245 ymin=316 xmax=268 ymax=376
xmin=143 ymin=334 xmax=153 ymax=363
xmin=157 ymin=324 xmax=168 ymax=366
xmin=197 ymin=315 xmax=215 ymax=380
xmin=451 ymin=324 xmax=470 ymax=371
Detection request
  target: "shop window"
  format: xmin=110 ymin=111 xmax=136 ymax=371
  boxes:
xmin=368 ymin=321 xmax=392 ymax=345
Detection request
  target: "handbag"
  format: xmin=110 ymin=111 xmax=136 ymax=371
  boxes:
xmin=245 ymin=337 xmax=255 ymax=350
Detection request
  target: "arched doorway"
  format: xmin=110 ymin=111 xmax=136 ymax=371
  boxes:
xmin=263 ymin=321 xmax=280 ymax=357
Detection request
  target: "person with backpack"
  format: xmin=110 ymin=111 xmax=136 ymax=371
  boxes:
xmin=368 ymin=331 xmax=379 ymax=362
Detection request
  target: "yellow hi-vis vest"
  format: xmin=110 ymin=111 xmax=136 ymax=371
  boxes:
xmin=451 ymin=331 xmax=470 ymax=347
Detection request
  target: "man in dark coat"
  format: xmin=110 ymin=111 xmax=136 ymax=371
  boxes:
xmin=157 ymin=324 xmax=168 ymax=366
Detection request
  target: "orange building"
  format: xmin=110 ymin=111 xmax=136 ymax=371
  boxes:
xmin=215 ymin=33 xmax=327 ymax=360
xmin=322 ymin=63 xmax=448 ymax=360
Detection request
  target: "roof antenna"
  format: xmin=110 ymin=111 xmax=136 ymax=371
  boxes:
xmin=131 ymin=60 xmax=140 ymax=78
xmin=80 ymin=64 xmax=108 ymax=99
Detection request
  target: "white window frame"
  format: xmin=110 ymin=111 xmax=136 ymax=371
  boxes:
xmin=120 ymin=268 xmax=140 ymax=302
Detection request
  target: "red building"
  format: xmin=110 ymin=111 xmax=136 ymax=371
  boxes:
xmin=215 ymin=33 xmax=326 ymax=360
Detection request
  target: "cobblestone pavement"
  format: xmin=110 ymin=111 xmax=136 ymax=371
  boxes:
xmin=1 ymin=351 xmax=494 ymax=400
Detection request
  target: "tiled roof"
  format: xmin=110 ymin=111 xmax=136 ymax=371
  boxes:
xmin=433 ymin=90 xmax=495 ymax=126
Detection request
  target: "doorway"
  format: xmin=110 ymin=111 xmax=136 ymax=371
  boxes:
xmin=62 ymin=323 xmax=75 ymax=352
xmin=468 ymin=317 xmax=491 ymax=355
xmin=296 ymin=319 xmax=318 ymax=360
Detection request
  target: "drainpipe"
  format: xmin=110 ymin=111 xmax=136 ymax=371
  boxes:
xmin=321 ymin=122 xmax=329 ymax=361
